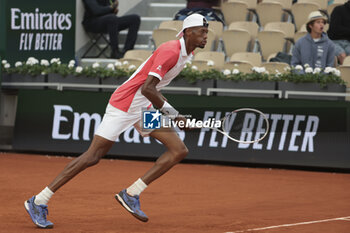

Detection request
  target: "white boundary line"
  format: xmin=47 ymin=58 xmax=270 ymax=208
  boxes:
xmin=226 ymin=216 xmax=350 ymax=233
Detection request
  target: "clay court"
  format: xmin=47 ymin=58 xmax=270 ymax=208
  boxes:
xmin=1 ymin=152 xmax=350 ymax=233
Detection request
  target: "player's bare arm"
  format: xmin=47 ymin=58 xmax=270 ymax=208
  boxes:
xmin=141 ymin=75 xmax=164 ymax=108
xmin=141 ymin=75 xmax=188 ymax=129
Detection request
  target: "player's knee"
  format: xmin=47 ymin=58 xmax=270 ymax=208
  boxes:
xmin=81 ymin=152 xmax=102 ymax=168
xmin=88 ymin=155 xmax=101 ymax=167
xmin=173 ymin=146 xmax=189 ymax=162
xmin=81 ymin=155 xmax=99 ymax=168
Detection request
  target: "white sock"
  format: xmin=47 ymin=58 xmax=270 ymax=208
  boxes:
xmin=126 ymin=178 xmax=148 ymax=196
xmin=34 ymin=187 xmax=54 ymax=205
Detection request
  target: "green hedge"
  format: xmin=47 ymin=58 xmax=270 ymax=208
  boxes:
xmin=1 ymin=58 xmax=346 ymax=87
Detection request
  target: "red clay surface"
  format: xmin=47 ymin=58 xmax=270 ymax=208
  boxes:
xmin=1 ymin=152 xmax=350 ymax=233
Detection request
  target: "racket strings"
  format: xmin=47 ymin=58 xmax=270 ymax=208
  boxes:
xmin=216 ymin=108 xmax=270 ymax=144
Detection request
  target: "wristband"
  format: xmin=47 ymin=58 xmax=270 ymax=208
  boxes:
xmin=160 ymin=101 xmax=179 ymax=120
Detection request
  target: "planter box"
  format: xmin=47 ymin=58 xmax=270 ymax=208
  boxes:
xmin=100 ymin=76 xmax=128 ymax=92
xmin=1 ymin=73 xmax=46 ymax=90
xmin=278 ymin=82 xmax=347 ymax=101
xmin=215 ymin=80 xmax=277 ymax=98
xmin=47 ymin=74 xmax=100 ymax=91
xmin=167 ymin=78 xmax=215 ymax=95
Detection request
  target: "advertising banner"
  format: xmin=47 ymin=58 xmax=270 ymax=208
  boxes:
xmin=13 ymin=90 xmax=350 ymax=170
xmin=0 ymin=0 xmax=75 ymax=64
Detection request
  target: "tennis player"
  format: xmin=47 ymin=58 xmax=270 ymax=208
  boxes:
xmin=24 ymin=13 xmax=209 ymax=228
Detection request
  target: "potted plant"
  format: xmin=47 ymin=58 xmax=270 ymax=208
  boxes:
xmin=278 ymin=65 xmax=346 ymax=100
xmin=168 ymin=65 xmax=218 ymax=95
xmin=1 ymin=58 xmax=46 ymax=89
xmin=47 ymin=59 xmax=100 ymax=92
xmin=215 ymin=66 xmax=277 ymax=98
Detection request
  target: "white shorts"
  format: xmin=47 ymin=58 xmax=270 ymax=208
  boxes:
xmin=95 ymin=104 xmax=154 ymax=141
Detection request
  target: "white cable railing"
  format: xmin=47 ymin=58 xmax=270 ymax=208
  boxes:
xmin=1 ymin=82 xmax=201 ymax=95
xmin=207 ymin=88 xmax=283 ymax=98
xmin=3 ymin=82 xmax=349 ymax=99
xmin=285 ymin=90 xmax=350 ymax=99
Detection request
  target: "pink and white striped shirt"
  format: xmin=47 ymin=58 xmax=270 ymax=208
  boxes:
xmin=109 ymin=37 xmax=193 ymax=113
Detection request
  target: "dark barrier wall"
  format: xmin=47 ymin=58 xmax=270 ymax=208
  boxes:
xmin=0 ymin=0 xmax=75 ymax=63
xmin=13 ymin=90 xmax=350 ymax=169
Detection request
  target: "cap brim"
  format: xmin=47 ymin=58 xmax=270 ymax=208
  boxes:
xmin=176 ymin=30 xmax=183 ymax=38
xmin=307 ymin=16 xmax=327 ymax=24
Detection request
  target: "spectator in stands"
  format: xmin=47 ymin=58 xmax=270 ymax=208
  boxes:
xmin=327 ymin=0 xmax=350 ymax=65
xmin=174 ymin=0 xmax=226 ymax=24
xmin=82 ymin=0 xmax=140 ymax=59
xmin=291 ymin=11 xmax=336 ymax=71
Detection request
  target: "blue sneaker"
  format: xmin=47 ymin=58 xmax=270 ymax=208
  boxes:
xmin=24 ymin=196 xmax=54 ymax=228
xmin=115 ymin=189 xmax=148 ymax=222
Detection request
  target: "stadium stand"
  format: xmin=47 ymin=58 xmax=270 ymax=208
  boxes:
xmin=338 ymin=66 xmax=350 ymax=88
xmin=264 ymin=22 xmax=295 ymax=40
xmin=229 ymin=0 xmax=257 ymax=10
xmin=193 ymin=51 xmax=225 ymax=70
xmin=119 ymin=49 xmax=153 ymax=66
xmin=263 ymin=0 xmax=292 ymax=11
xmin=298 ymin=0 xmax=328 ymax=12
xmin=343 ymin=56 xmax=350 ymax=66
xmin=220 ymin=1 xmax=250 ymax=25
xmin=294 ymin=23 xmax=307 ymax=42
xmin=159 ymin=20 xmax=183 ymax=31
xmin=257 ymin=30 xmax=287 ymax=61
xmin=230 ymin=52 xmax=262 ymax=67
xmin=123 ymin=49 xmax=152 ymax=61
xmin=291 ymin=2 xmax=320 ymax=31
xmin=263 ymin=61 xmax=290 ymax=74
xmin=256 ymin=2 xmax=285 ymax=28
xmin=190 ymin=60 xmax=212 ymax=71
xmin=228 ymin=21 xmax=259 ymax=52
xmin=207 ymin=20 xmax=224 ymax=51
xmin=151 ymin=28 xmax=178 ymax=48
xmin=223 ymin=62 xmax=254 ymax=73
xmin=222 ymin=29 xmax=251 ymax=57
xmin=229 ymin=21 xmax=259 ymax=40
xmin=264 ymin=21 xmax=295 ymax=52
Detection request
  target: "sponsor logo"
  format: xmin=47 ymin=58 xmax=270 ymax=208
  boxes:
xmin=51 ymin=105 xmax=320 ymax=152
xmin=10 ymin=8 xmax=73 ymax=51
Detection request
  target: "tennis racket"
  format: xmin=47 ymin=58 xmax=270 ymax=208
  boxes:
xmin=194 ymin=108 xmax=269 ymax=144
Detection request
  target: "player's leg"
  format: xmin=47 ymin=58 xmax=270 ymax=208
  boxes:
xmin=24 ymin=135 xmax=114 ymax=228
xmin=24 ymin=104 xmax=134 ymax=228
xmin=48 ymin=135 xmax=115 ymax=192
xmin=116 ymin=127 xmax=188 ymax=222
xmin=141 ymin=127 xmax=188 ymax=185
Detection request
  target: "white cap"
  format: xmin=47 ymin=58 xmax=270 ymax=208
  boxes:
xmin=176 ymin=13 xmax=209 ymax=38
xmin=307 ymin=11 xmax=327 ymax=25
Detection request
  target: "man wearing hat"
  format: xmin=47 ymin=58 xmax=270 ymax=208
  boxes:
xmin=24 ymin=14 xmax=209 ymax=228
xmin=291 ymin=11 xmax=336 ymax=71
xmin=327 ymin=0 xmax=350 ymax=65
